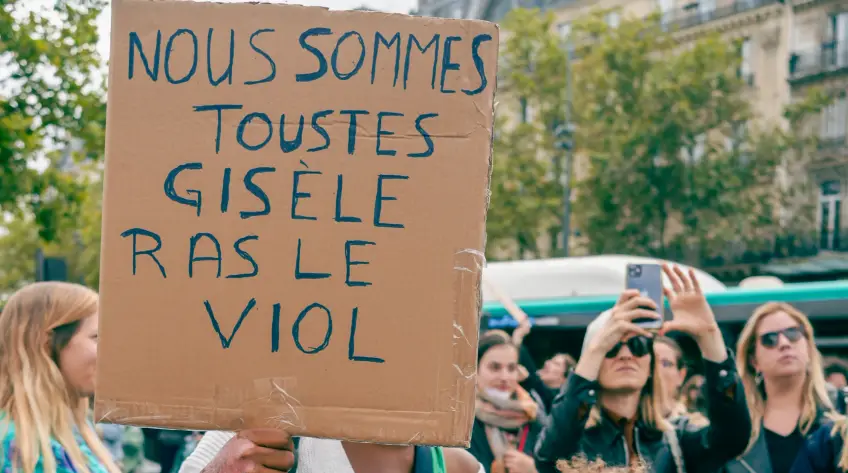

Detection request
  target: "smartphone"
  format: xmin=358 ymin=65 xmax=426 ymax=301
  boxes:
xmin=625 ymin=263 xmax=664 ymax=330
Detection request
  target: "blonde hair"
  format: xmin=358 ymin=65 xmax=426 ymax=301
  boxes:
xmin=736 ymin=302 xmax=833 ymax=452
xmin=0 ymin=282 xmax=120 ymax=473
xmin=586 ymin=350 xmax=672 ymax=433
xmin=558 ymin=456 xmax=648 ymax=473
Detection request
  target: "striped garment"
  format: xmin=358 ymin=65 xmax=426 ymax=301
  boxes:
xmin=0 ymin=418 xmax=109 ymax=473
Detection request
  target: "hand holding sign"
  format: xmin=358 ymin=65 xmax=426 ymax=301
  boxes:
xmin=202 ymin=430 xmax=295 ymax=473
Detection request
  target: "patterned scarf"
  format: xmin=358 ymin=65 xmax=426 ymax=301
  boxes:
xmin=475 ymin=386 xmax=538 ymax=473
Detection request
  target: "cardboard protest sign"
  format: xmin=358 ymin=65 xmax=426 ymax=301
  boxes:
xmin=94 ymin=0 xmax=498 ymax=447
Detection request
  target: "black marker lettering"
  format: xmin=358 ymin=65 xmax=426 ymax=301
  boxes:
xmin=371 ymin=32 xmax=401 ymax=86
xmin=349 ymin=307 xmax=385 ymax=363
xmin=291 ymin=170 xmax=321 ymax=220
xmin=245 ymin=28 xmax=276 ymax=85
xmin=193 ymin=104 xmax=243 ymax=154
xmin=188 ymin=232 xmax=222 ymax=278
xmin=409 ymin=113 xmax=438 ymax=158
xmin=440 ymin=36 xmax=462 ymax=94
xmin=374 ymin=174 xmax=409 ymax=228
xmin=204 ymin=298 xmax=256 ymax=349
xmin=345 ymin=240 xmax=375 ymax=287
xmin=331 ymin=31 xmax=366 ymax=80
xmin=292 ymin=303 xmax=333 ymax=354
xmin=163 ymin=162 xmax=202 ymax=216
xmin=296 ymin=27 xmax=332 ymax=82
xmin=294 ymin=238 xmax=331 ymax=280
xmin=206 ymin=28 xmax=235 ymax=86
xmin=334 ymin=174 xmax=361 ymax=223
xmin=280 ymin=114 xmax=305 ymax=153
xmin=340 ymin=110 xmax=369 ymax=155
xmin=462 ymin=33 xmax=492 ymax=96
xmin=404 ymin=33 xmax=440 ymax=90
xmin=120 ymin=228 xmax=167 ymax=278
xmin=227 ymin=235 xmax=260 ymax=279
xmin=164 ymin=28 xmax=199 ymax=84
xmin=241 ymin=167 xmax=275 ymax=219
xmin=128 ymin=31 xmax=162 ymax=80
xmin=376 ymin=111 xmax=403 ymax=156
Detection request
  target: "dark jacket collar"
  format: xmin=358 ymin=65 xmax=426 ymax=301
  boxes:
xmin=591 ymin=408 xmax=666 ymax=446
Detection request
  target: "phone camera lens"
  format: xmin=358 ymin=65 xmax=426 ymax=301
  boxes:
xmin=628 ymin=265 xmax=642 ymax=278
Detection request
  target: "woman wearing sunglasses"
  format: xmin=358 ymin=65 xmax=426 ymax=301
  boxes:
xmin=722 ymin=303 xmax=836 ymax=473
xmin=535 ymin=265 xmax=750 ymax=473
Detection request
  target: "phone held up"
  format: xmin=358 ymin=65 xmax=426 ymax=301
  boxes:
xmin=625 ymin=263 xmax=664 ymax=331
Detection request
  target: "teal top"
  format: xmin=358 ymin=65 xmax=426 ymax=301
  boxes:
xmin=0 ymin=417 xmax=109 ymax=473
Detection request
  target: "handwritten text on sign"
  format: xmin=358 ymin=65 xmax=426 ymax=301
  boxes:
xmin=119 ymin=26 xmax=493 ymax=363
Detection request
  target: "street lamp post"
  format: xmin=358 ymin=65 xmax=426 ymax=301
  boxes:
xmin=554 ymin=38 xmax=576 ymax=257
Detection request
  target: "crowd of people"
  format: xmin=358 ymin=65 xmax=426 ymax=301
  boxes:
xmin=2 ymin=264 xmax=848 ymax=473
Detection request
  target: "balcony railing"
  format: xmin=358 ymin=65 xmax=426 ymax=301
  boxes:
xmin=662 ymin=0 xmax=781 ymax=31
xmin=656 ymin=227 xmax=848 ymax=272
xmin=694 ymin=228 xmax=848 ymax=269
xmin=790 ymin=41 xmax=848 ymax=81
xmin=819 ymin=135 xmax=848 ymax=150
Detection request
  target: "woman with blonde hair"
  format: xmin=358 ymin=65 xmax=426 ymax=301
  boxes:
xmin=535 ymin=265 xmax=750 ymax=473
xmin=722 ymin=302 xmax=835 ymax=473
xmin=0 ymin=282 xmax=121 ymax=473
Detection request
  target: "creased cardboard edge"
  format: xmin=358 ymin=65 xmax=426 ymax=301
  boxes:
xmin=446 ymin=23 xmax=499 ymax=449
xmin=109 ymin=0 xmax=501 ymax=31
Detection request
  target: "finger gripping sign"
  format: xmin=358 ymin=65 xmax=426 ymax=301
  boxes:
xmin=95 ymin=0 xmax=498 ymax=447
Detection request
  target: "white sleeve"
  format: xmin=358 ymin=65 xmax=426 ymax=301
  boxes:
xmin=177 ymin=431 xmax=236 ymax=473
xmin=477 ymin=463 xmax=485 ymax=473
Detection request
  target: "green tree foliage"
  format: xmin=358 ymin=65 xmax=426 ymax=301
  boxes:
xmin=492 ymin=7 xmax=827 ymax=264
xmin=488 ymin=9 xmax=568 ymax=260
xmin=569 ymin=10 xmax=827 ymax=263
xmin=0 ymin=0 xmax=107 ymax=242
xmin=0 ymin=1 xmax=106 ymax=295
xmin=0 ymin=166 xmax=103 ymax=298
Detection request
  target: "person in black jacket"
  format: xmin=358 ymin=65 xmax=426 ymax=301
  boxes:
xmin=790 ymin=418 xmax=846 ymax=473
xmin=468 ymin=332 xmax=543 ymax=473
xmin=722 ymin=303 xmax=838 ymax=473
xmin=534 ymin=264 xmax=750 ymax=473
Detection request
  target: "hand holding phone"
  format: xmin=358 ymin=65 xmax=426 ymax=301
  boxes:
xmin=625 ymin=263 xmax=664 ymax=330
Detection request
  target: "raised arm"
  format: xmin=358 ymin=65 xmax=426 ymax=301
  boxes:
xmin=660 ymin=264 xmax=751 ymax=473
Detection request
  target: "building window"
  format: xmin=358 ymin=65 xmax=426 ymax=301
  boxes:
xmin=683 ymin=134 xmax=706 ymax=163
xmin=657 ymin=0 xmax=674 ymax=27
xmin=606 ymin=11 xmax=620 ymax=28
xmin=557 ymin=21 xmax=571 ymax=39
xmin=820 ymin=94 xmax=848 ymax=142
xmin=739 ymin=38 xmax=753 ymax=85
xmin=697 ymin=0 xmax=715 ymax=21
xmin=827 ymin=12 xmax=848 ymax=68
xmin=820 ymin=180 xmax=843 ymax=250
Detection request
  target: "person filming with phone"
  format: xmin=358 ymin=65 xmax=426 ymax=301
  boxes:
xmin=534 ymin=264 xmax=751 ymax=473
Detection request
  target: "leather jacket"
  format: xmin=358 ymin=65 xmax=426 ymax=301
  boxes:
xmin=534 ymin=350 xmax=750 ymax=473
xmin=723 ymin=411 xmax=832 ymax=473
xmin=791 ymin=419 xmax=842 ymax=473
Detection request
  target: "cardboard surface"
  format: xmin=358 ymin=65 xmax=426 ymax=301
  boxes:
xmin=95 ymin=0 xmax=498 ymax=447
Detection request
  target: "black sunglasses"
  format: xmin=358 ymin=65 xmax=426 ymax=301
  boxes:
xmin=759 ymin=326 xmax=805 ymax=349
xmin=606 ymin=336 xmax=653 ymax=359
